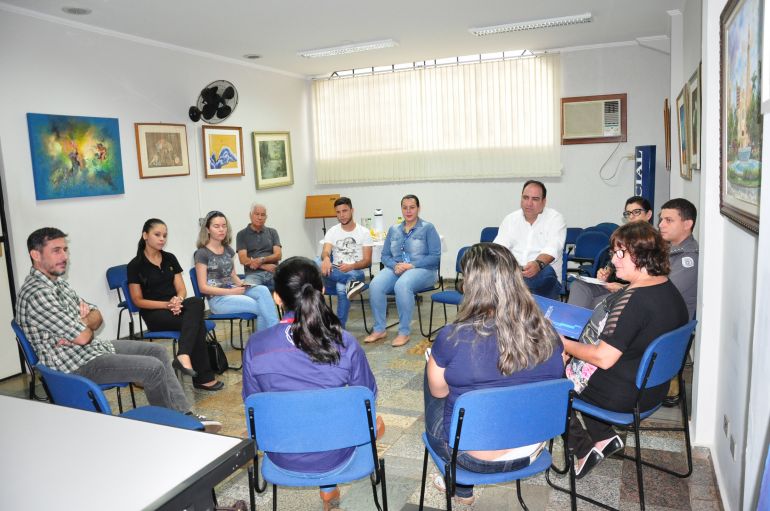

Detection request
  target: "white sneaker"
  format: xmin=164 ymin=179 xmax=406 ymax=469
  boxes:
xmin=188 ymin=412 xmax=222 ymax=433
xmin=346 ymin=280 xmax=366 ymax=299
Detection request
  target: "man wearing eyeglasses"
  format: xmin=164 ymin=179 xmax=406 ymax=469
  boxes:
xmin=236 ymin=203 xmax=282 ymax=291
xmin=493 ymin=180 xmax=566 ymax=299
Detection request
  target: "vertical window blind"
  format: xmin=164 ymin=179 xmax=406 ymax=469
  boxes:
xmin=312 ymin=53 xmax=562 ymax=184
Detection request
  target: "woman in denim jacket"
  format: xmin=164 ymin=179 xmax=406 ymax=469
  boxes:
xmin=365 ymin=194 xmax=441 ymax=347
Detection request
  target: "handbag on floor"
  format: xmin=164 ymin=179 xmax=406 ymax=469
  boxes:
xmin=207 ymin=340 xmax=229 ymax=374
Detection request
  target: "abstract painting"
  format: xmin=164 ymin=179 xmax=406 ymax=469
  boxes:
xmin=26 ymin=113 xmax=125 ymax=200
xmin=135 ymin=123 xmax=190 ymax=178
xmin=252 ymin=131 xmax=294 ymax=189
xmin=720 ymin=0 xmax=763 ymax=233
xmin=687 ymin=63 xmax=702 ymax=171
xmin=202 ymin=125 xmax=244 ymax=177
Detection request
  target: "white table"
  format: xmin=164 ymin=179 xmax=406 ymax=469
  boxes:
xmin=0 ymin=395 xmax=254 ymax=511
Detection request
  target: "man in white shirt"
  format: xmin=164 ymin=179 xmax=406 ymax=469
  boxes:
xmin=493 ymin=180 xmax=566 ymax=299
xmin=320 ymin=197 xmax=373 ymax=327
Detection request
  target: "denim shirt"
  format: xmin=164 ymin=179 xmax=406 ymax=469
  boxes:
xmin=381 ymin=218 xmax=441 ymax=271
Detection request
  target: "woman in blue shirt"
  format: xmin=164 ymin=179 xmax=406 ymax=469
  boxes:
xmin=426 ymin=243 xmax=564 ymax=505
xmin=365 ymin=194 xmax=441 ymax=347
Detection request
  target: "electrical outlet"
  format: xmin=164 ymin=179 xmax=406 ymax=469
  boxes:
xmin=729 ymin=435 xmax=736 ymax=460
xmin=723 ymin=414 xmax=730 ymax=437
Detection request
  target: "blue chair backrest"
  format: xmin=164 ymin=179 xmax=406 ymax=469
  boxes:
xmin=449 ymin=379 xmax=572 ymax=452
xmin=35 ymin=363 xmax=114 ymax=414
xmin=572 ymin=231 xmax=610 ymax=260
xmin=565 ymin=227 xmax=583 ymax=246
xmin=189 ymin=268 xmax=203 ymax=298
xmin=11 ymin=319 xmax=38 ymax=367
xmin=592 ymin=223 xmax=619 ymax=237
xmin=635 ymin=320 xmax=698 ymax=389
xmin=480 ymin=227 xmax=498 ymax=243
xmin=120 ymin=281 xmax=141 ymax=314
xmin=455 ymin=246 xmax=470 ymax=274
xmin=245 ymin=386 xmax=376 ymax=453
xmin=106 ymin=265 xmax=128 ymax=291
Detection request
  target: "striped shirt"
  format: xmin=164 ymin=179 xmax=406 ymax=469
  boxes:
xmin=16 ymin=268 xmax=115 ymax=373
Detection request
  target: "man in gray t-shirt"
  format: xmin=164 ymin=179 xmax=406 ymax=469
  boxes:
xmin=235 ymin=204 xmax=282 ymax=290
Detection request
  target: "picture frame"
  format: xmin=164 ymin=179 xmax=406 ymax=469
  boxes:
xmin=202 ymin=125 xmax=244 ymax=178
xmin=664 ymin=98 xmax=672 ymax=171
xmin=252 ymin=131 xmax=294 ymax=189
xmin=26 ymin=113 xmax=125 ymax=200
xmin=134 ymin=123 xmax=190 ymax=178
xmin=676 ymin=86 xmax=692 ymax=180
xmin=687 ymin=62 xmax=702 ymax=171
xmin=720 ymin=0 xmax=763 ymax=234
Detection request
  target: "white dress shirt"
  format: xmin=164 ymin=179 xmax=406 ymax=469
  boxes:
xmin=493 ymin=207 xmax=567 ymax=281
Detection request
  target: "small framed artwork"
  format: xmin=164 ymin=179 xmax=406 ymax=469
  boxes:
xmin=687 ymin=63 xmax=702 ymax=171
xmin=252 ymin=131 xmax=294 ymax=189
xmin=720 ymin=0 xmax=762 ymax=234
xmin=202 ymin=125 xmax=244 ymax=178
xmin=134 ymin=123 xmax=190 ymax=178
xmin=664 ymin=98 xmax=672 ymax=171
xmin=676 ymin=85 xmax=692 ymax=180
xmin=26 ymin=113 xmax=125 ymax=200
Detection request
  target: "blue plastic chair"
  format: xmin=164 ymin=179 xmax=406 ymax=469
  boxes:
xmin=106 ymin=264 xmax=137 ymax=339
xmin=11 ymin=320 xmax=136 ymax=411
xmin=561 ymin=227 xmax=584 ymax=296
xmin=427 ymin=246 xmax=470 ymax=340
xmin=120 ymin=280 xmax=217 ymax=363
xmin=244 ymin=386 xmax=387 ymax=511
xmin=547 ymin=320 xmax=698 ymax=511
xmin=36 ymin=363 xmax=203 ymax=430
xmin=385 ymin=263 xmax=443 ymax=338
xmin=567 ymin=231 xmax=610 ymax=278
xmin=592 ymin=222 xmax=620 ymax=238
xmin=419 ymin=379 xmax=576 ymax=510
xmin=189 ymin=268 xmax=256 ymax=355
xmin=479 ymin=227 xmax=498 ymax=243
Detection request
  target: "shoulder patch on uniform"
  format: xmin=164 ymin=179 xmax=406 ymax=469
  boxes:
xmin=682 ymin=256 xmax=694 ymax=268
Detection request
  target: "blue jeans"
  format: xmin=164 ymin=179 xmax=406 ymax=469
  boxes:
xmin=323 ymin=267 xmax=365 ymax=328
xmin=369 ymin=267 xmax=437 ymax=335
xmin=423 ymin=371 xmax=531 ymax=498
xmin=243 ymin=270 xmax=275 ymax=291
xmin=208 ymin=285 xmax=279 ymax=331
xmin=524 ymin=265 xmax=561 ymax=300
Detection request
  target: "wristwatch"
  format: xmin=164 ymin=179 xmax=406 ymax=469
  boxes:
xmin=535 ymin=260 xmax=546 ymax=270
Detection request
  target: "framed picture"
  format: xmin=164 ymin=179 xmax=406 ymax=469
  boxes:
xmin=687 ymin=63 xmax=702 ymax=171
xmin=664 ymin=98 xmax=672 ymax=171
xmin=676 ymin=86 xmax=692 ymax=180
xmin=720 ymin=0 xmax=763 ymax=234
xmin=202 ymin=125 xmax=244 ymax=178
xmin=26 ymin=113 xmax=125 ymax=200
xmin=134 ymin=123 xmax=190 ymax=178
xmin=252 ymin=131 xmax=294 ymax=189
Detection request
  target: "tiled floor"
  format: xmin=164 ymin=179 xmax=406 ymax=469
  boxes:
xmin=1 ymin=295 xmax=723 ymax=510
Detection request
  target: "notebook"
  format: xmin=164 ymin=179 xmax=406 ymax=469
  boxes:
xmin=534 ymin=295 xmax=593 ymax=340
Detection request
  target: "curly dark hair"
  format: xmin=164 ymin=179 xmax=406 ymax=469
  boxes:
xmin=610 ymin=222 xmax=670 ymax=276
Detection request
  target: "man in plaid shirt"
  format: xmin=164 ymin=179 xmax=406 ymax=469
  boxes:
xmin=16 ymin=227 xmax=220 ymax=431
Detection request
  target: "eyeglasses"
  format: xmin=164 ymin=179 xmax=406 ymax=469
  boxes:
xmin=622 ymin=208 xmax=646 ymax=219
xmin=610 ymin=248 xmax=627 ymax=259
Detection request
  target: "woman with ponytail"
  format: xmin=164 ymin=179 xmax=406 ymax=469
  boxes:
xmin=127 ymin=218 xmax=223 ymax=391
xmin=241 ymin=256 xmax=380 ymax=511
xmin=425 ymin=243 xmax=564 ymax=505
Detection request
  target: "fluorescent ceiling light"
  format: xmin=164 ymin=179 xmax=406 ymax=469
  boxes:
xmin=298 ymin=39 xmax=398 ymax=58
xmin=469 ymin=12 xmax=592 ymax=36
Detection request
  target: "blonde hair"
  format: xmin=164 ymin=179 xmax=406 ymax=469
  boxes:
xmin=197 ymin=211 xmax=232 ymax=248
xmin=453 ymin=243 xmax=556 ymax=375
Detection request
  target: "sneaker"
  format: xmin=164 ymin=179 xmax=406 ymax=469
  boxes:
xmin=188 ymin=412 xmax=222 ymax=434
xmin=346 ymin=280 xmax=366 ymax=299
xmin=432 ymin=474 xmax=475 ymax=505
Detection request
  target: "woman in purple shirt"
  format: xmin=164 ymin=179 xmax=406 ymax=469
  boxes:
xmin=426 ymin=243 xmax=564 ymax=505
xmin=242 ymin=256 xmax=380 ymax=511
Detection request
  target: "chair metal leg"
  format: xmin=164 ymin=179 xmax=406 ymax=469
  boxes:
xmin=129 ymin=383 xmax=136 ymax=408
xmin=633 ymin=412 xmax=646 ymax=510
xmin=380 ymin=458 xmax=388 ymax=511
xmin=272 ymin=484 xmax=277 ymax=511
xmin=360 ymin=295 xmax=372 ymax=334
xmin=115 ymin=387 xmax=124 ymax=413
xmin=247 ymin=466 xmax=256 ymax=511
xmin=444 ymin=464 xmax=452 ymax=511
xmin=418 ymin=448 xmax=429 ymax=510
xmin=370 ymin=458 xmax=386 ymax=511
xmin=515 ymin=479 xmax=530 ymax=511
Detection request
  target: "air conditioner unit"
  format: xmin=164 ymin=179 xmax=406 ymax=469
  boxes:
xmin=561 ymin=93 xmax=627 ymax=144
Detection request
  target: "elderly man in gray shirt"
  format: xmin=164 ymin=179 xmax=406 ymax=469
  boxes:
xmin=235 ymin=203 xmax=282 ymax=291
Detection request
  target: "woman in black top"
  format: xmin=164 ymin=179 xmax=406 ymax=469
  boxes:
xmin=562 ymin=222 xmax=688 ymax=478
xmin=127 ymin=218 xmax=223 ymax=391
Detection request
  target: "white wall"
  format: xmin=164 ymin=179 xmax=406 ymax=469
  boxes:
xmin=0 ymin=11 xmax=672 ymax=369
xmin=0 ymin=11 xmax=315 ymax=344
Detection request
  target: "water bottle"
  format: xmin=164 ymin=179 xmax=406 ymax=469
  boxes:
xmin=373 ymin=209 xmax=384 ymax=238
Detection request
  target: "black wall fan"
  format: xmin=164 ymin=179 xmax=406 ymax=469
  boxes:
xmin=188 ymin=80 xmax=239 ymax=124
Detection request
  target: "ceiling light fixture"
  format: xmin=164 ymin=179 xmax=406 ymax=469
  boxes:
xmin=243 ymin=54 xmax=262 ymax=60
xmin=469 ymin=12 xmax=592 ymax=36
xmin=61 ymin=6 xmax=92 ymax=15
xmin=298 ymin=39 xmax=398 ymax=59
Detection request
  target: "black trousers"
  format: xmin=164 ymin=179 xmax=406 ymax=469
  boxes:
xmin=140 ymin=297 xmax=215 ymax=385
